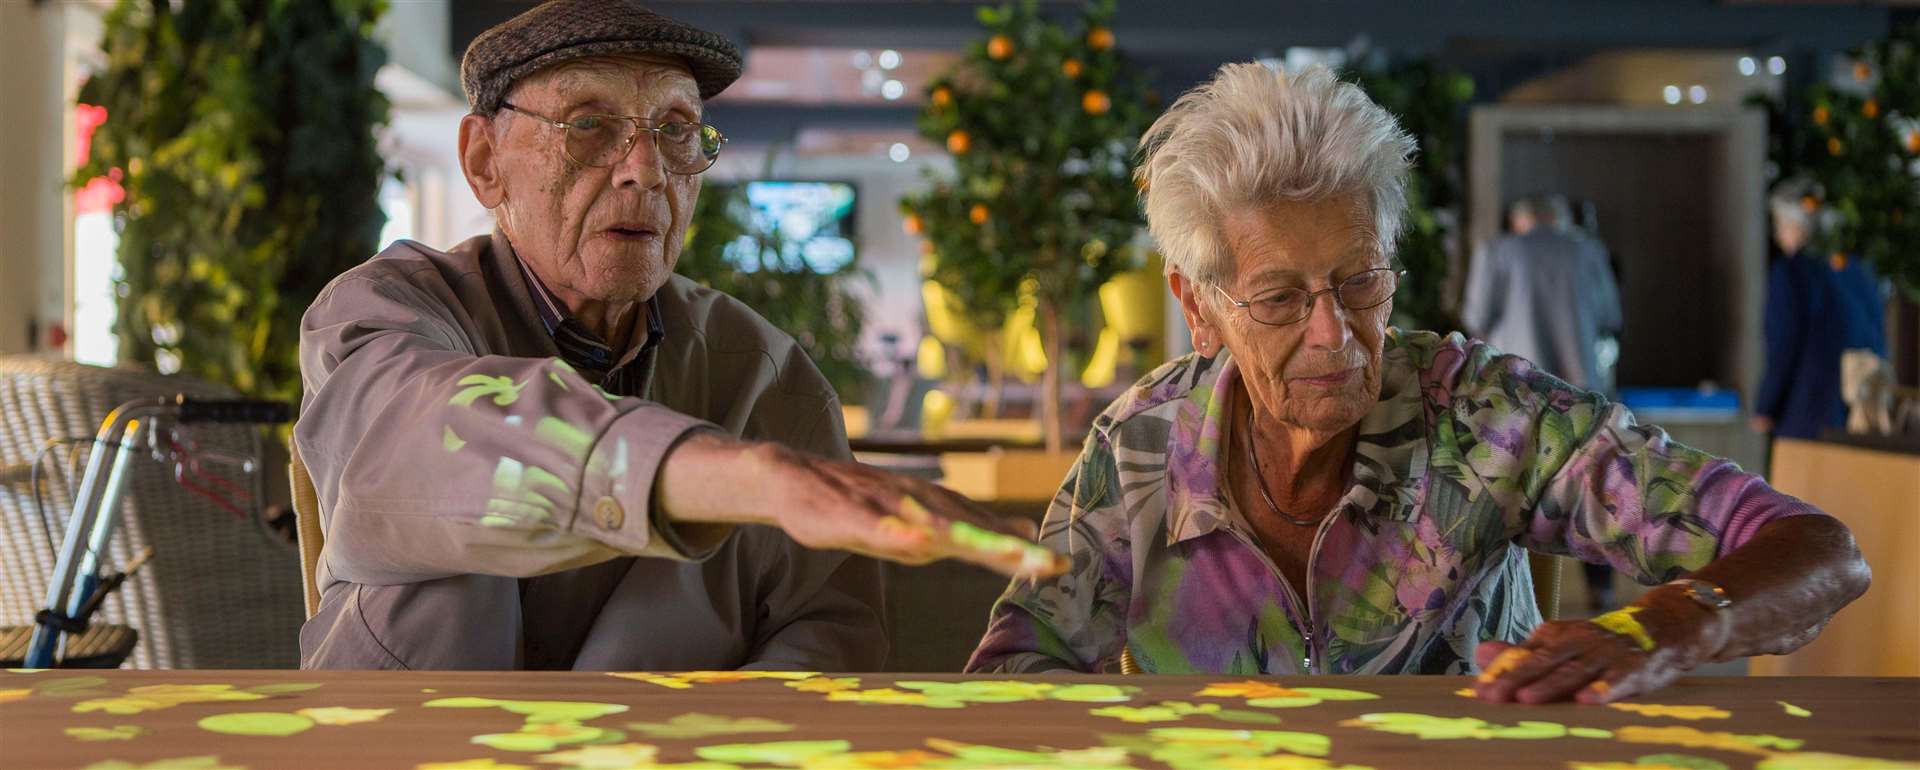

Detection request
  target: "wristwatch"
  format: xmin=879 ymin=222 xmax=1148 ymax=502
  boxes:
xmin=1667 ymin=578 xmax=1732 ymax=611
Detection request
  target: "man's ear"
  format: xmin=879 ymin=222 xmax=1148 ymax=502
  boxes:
xmin=459 ymin=113 xmax=507 ymax=209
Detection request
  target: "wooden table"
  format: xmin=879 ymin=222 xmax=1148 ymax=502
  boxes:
xmin=3 ymin=671 xmax=1916 ymax=769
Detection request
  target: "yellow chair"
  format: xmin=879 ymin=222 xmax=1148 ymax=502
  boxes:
xmin=288 ymin=438 xmax=324 ymax=620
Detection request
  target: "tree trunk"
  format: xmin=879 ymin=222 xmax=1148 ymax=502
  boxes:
xmin=1040 ymin=299 xmax=1065 ymax=454
xmin=982 ymin=337 xmax=1005 ymax=420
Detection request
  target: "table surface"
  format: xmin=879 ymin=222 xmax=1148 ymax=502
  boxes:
xmin=2 ymin=670 xmax=1916 ymax=770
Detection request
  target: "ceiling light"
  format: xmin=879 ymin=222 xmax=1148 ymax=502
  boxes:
xmin=889 ymin=143 xmax=911 ymax=163
xmin=1663 ymin=85 xmax=1682 ymax=105
xmin=878 ymin=49 xmax=902 ymax=70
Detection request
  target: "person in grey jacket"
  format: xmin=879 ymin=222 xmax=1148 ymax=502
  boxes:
xmin=296 ymin=0 xmax=1062 ymax=671
xmin=1462 ymin=194 xmax=1623 ymax=392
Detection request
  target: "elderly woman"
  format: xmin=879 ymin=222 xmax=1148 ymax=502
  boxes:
xmin=966 ymin=63 xmax=1870 ymax=704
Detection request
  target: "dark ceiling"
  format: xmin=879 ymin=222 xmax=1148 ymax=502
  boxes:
xmin=448 ymin=0 xmax=1898 ymax=143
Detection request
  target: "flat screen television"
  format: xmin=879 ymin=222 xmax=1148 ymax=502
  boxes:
xmin=723 ymin=180 xmax=858 ymax=274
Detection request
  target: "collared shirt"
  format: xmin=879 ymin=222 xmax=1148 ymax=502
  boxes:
xmin=967 ymin=330 xmax=1819 ymax=676
xmin=513 ymin=255 xmax=664 ymax=397
xmin=295 ymin=231 xmax=884 ymax=670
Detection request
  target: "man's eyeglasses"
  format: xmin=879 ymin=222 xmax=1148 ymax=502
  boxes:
xmin=499 ymin=102 xmax=726 ymax=175
xmin=1213 ymin=268 xmax=1404 ymax=326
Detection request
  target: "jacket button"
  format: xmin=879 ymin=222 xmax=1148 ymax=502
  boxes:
xmin=593 ymin=497 xmax=625 ymax=530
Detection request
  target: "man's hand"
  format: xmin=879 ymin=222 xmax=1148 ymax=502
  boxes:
xmin=1471 ymin=587 xmax=1731 ymax=705
xmin=658 ymin=433 xmax=1069 ymax=579
xmin=1748 ymin=415 xmax=1774 ymax=434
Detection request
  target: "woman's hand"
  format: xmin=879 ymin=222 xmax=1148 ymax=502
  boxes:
xmin=1471 ymin=587 xmax=1731 ymax=704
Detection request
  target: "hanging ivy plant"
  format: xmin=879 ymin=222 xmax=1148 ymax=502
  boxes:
xmin=71 ymin=0 xmax=392 ymax=405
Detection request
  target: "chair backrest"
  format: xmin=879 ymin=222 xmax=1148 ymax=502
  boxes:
xmin=0 ymin=355 xmax=303 ymax=668
xmin=1528 ymin=552 xmax=1563 ymax=622
xmin=288 ymin=435 xmax=324 ymax=620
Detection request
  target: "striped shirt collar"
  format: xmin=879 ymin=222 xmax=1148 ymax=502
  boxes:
xmin=512 ymin=248 xmax=664 ymax=389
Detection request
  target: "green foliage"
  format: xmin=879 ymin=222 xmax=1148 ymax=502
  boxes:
xmin=72 ymin=0 xmax=392 ymax=402
xmin=900 ymin=0 xmax=1155 ymax=331
xmin=678 ymin=184 xmax=870 ymax=401
xmin=1759 ymin=21 xmax=1920 ymax=299
xmin=1346 ymin=58 xmax=1474 ymax=333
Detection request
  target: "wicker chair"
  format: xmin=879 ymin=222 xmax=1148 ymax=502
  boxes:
xmin=0 ymin=356 xmax=303 ymax=668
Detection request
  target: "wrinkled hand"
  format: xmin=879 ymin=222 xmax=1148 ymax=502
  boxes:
xmin=660 ymin=433 xmax=1068 ymax=579
xmin=758 ymin=443 xmax=1069 ymax=579
xmin=1471 ymin=589 xmax=1730 ymax=705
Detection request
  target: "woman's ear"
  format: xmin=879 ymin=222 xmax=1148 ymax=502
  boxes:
xmin=459 ymin=113 xmax=507 ymax=209
xmin=1168 ymin=271 xmax=1219 ymax=356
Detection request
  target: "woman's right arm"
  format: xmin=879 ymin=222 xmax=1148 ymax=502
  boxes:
xmin=965 ymin=438 xmax=1131 ymax=673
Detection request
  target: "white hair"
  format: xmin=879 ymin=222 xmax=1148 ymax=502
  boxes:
xmin=1138 ymin=63 xmax=1415 ymax=285
xmin=1769 ymin=181 xmax=1817 ymax=233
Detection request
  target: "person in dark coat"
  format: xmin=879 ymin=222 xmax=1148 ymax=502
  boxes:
xmin=1752 ymin=188 xmax=1887 ymax=440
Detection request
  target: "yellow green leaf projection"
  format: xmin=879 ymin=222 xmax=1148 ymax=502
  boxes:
xmin=1613 ymin=725 xmax=1806 ymax=756
xmin=196 ymin=712 xmax=316 ymax=737
xmin=65 ymin=725 xmax=149 ymax=741
xmin=1340 ymin=713 xmax=1569 ymax=740
xmin=81 ymin=757 xmax=245 ymax=770
xmin=414 ymin=760 xmax=539 ymax=770
xmin=1589 ymin=607 xmax=1658 ymax=652
xmin=785 ymin=677 xmax=861 ymax=694
xmin=1607 ymin=703 xmax=1732 ymax=721
xmin=695 ymin=740 xmax=853 ymax=764
xmin=626 ymin=713 xmax=796 ymax=739
xmin=450 ymin=374 xmax=527 ymax=408
xmin=74 ymin=684 xmax=268 ymax=715
xmin=295 ymin=706 xmax=394 ymax=725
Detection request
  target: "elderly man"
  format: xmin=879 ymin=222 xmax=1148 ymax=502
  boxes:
xmin=297 ymin=0 xmax=1062 ymax=671
xmin=968 ymin=63 xmax=1868 ymax=705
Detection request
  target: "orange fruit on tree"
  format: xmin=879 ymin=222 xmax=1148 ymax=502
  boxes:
xmin=931 ymin=87 xmax=953 ymax=108
xmin=1864 ymin=99 xmax=1880 ymax=119
xmin=1812 ymin=105 xmax=1830 ymax=125
xmin=987 ymin=35 xmax=1013 ymax=61
xmin=1828 ymin=137 xmax=1844 ymax=156
xmin=1800 ymin=195 xmax=1819 ymax=213
xmin=1854 ymin=61 xmax=1871 ymax=82
xmin=902 ymin=213 xmax=924 ymax=236
xmin=1082 ymin=89 xmax=1112 ymax=115
xmin=1829 ymin=253 xmax=1848 ymax=271
xmin=1088 ymin=26 xmax=1114 ymax=50
xmin=1062 ymin=59 xmax=1083 ymax=79
xmin=1908 ymin=130 xmax=1920 ymax=154
xmin=969 ymin=204 xmax=990 ymax=225
xmin=946 ymin=130 xmax=972 ymax=155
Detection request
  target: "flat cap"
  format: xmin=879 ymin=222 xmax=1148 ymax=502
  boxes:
xmin=461 ymin=0 xmax=743 ymax=113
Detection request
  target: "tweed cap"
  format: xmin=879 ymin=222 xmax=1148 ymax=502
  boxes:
xmin=461 ymin=0 xmax=743 ymax=113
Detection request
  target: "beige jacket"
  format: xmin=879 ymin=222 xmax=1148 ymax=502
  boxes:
xmin=295 ymin=232 xmax=885 ymax=670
